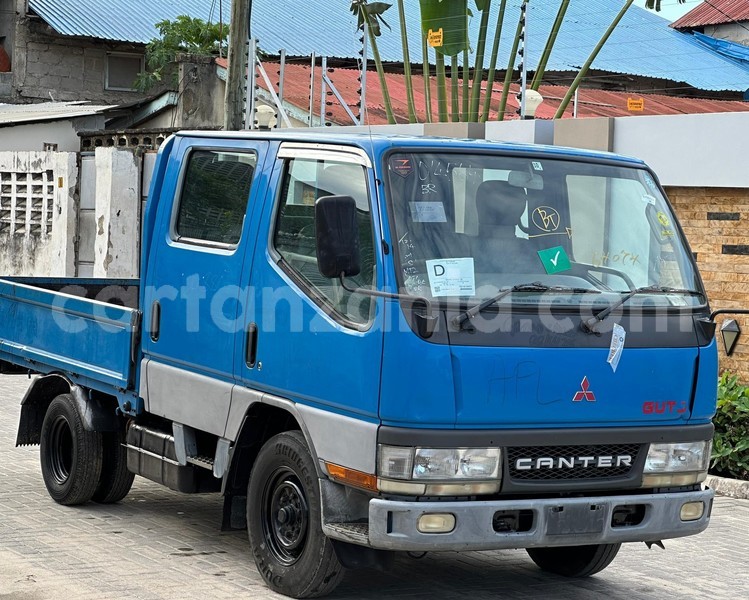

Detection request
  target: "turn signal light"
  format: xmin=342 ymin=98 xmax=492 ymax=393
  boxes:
xmin=325 ymin=463 xmax=378 ymax=491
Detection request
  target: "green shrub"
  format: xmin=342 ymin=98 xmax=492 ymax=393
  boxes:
xmin=711 ymin=373 xmax=749 ymax=480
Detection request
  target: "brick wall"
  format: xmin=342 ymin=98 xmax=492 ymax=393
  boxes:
xmin=667 ymin=186 xmax=749 ymax=381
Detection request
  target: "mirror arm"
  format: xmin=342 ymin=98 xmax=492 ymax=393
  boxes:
xmin=709 ymin=308 xmax=749 ymax=321
xmin=338 ymin=274 xmax=438 ymax=339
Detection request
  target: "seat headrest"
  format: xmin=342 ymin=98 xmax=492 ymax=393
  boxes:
xmin=476 ymin=180 xmax=527 ymax=227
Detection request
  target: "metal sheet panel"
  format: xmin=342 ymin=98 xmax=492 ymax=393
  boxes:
xmin=671 ymin=0 xmax=749 ymax=29
xmin=28 ymin=0 xmax=749 ymax=91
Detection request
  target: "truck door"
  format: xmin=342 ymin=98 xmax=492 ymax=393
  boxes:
xmin=142 ymin=137 xmax=269 ymax=436
xmin=234 ymin=145 xmax=384 ymax=424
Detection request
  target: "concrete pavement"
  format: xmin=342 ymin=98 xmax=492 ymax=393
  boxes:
xmin=1 ymin=374 xmax=747 ymax=600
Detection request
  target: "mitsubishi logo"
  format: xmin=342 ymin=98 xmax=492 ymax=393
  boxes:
xmin=573 ymin=377 xmax=596 ymax=402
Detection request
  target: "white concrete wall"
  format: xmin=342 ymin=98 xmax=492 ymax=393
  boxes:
xmin=0 ymin=116 xmax=104 ymax=152
xmin=612 ymin=112 xmax=749 ymax=188
xmin=485 ymin=120 xmax=554 ymax=145
xmin=0 ymin=151 xmax=77 ymax=276
xmin=93 ymin=147 xmax=141 ymax=278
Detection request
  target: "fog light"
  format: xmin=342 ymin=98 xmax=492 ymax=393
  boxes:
xmin=680 ymin=501 xmax=705 ymax=521
xmin=417 ymin=513 xmax=456 ymax=534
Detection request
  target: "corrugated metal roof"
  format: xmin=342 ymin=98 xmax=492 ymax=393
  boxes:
xmin=227 ymin=59 xmax=749 ymax=126
xmin=28 ymin=0 xmax=231 ymax=44
xmin=250 ymin=0 xmax=749 ymax=92
xmin=0 ymin=101 xmax=113 ymax=125
xmin=671 ymin=0 xmax=749 ymax=30
xmin=28 ymin=0 xmax=749 ymax=92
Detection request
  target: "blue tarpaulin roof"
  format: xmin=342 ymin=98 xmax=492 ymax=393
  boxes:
xmin=28 ymin=0 xmax=749 ymax=92
xmin=693 ymin=31 xmax=749 ymax=67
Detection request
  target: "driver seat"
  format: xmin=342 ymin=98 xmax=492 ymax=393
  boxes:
xmin=474 ymin=180 xmax=537 ymax=273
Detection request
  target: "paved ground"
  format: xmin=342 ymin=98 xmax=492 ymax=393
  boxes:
xmin=1 ymin=374 xmax=747 ymax=600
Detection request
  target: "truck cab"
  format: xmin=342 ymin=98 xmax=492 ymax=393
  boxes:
xmin=4 ymin=132 xmax=717 ymax=598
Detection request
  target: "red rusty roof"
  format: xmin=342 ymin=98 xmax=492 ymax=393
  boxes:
xmin=217 ymin=58 xmax=749 ymax=125
xmin=671 ymin=0 xmax=749 ymax=29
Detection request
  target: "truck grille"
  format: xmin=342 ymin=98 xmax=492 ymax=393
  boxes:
xmin=507 ymin=443 xmax=641 ymax=481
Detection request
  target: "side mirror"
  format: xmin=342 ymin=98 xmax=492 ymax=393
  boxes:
xmin=315 ymin=195 xmax=361 ymax=279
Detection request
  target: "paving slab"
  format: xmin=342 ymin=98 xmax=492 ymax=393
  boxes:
xmin=1 ymin=374 xmax=747 ymax=600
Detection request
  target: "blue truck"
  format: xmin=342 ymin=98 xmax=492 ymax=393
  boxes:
xmin=1 ymin=131 xmax=721 ymax=597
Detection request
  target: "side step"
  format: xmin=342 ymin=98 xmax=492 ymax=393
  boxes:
xmin=173 ymin=423 xmax=231 ymax=478
xmin=324 ymin=522 xmax=370 ymax=545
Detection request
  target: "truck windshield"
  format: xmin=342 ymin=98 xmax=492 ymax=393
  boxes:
xmin=385 ymin=152 xmax=702 ymax=308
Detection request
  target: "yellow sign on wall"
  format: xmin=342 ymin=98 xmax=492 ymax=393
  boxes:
xmin=627 ymin=97 xmax=645 ymax=112
xmin=428 ymin=28 xmax=443 ymax=48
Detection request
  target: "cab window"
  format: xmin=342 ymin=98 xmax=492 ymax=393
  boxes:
xmin=273 ymin=158 xmax=376 ymax=325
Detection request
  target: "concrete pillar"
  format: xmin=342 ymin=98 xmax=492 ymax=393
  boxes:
xmin=94 ymin=147 xmax=141 ymax=278
xmin=553 ymin=117 xmax=615 ymax=152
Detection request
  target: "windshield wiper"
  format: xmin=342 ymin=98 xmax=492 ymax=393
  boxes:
xmin=581 ymin=285 xmax=704 ymax=334
xmin=452 ymin=282 xmax=600 ymax=330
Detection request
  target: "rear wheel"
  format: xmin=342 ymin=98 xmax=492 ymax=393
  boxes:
xmin=39 ymin=394 xmax=103 ymax=505
xmin=247 ymin=431 xmax=344 ymax=598
xmin=526 ymin=543 xmax=621 ymax=577
xmin=92 ymin=429 xmax=134 ymax=503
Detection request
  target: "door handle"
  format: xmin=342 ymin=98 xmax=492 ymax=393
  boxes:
xmin=245 ymin=322 xmax=258 ymax=368
xmin=150 ymin=301 xmax=161 ymax=342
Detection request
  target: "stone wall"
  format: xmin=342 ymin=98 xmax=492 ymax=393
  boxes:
xmin=667 ymin=186 xmax=749 ymax=381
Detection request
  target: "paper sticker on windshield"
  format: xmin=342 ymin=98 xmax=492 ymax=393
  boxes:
xmin=667 ymin=295 xmax=688 ymax=307
xmin=657 ymin=212 xmax=671 ymax=227
xmin=607 ymin=323 xmax=626 ymax=373
xmin=642 ymin=194 xmax=656 ymax=206
xmin=532 ymin=161 xmax=543 ymax=171
xmin=538 ymin=246 xmax=571 ymax=274
xmin=410 ymin=202 xmax=447 ymax=223
xmin=390 ymin=157 xmax=414 ymax=178
xmin=426 ymin=258 xmax=475 ymax=297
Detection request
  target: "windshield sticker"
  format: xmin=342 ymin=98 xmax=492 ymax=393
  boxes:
xmin=667 ymin=295 xmax=689 ymax=307
xmin=537 ymin=246 xmax=571 ymax=274
xmin=410 ymin=202 xmax=447 ymax=223
xmin=656 ymin=212 xmax=671 ymax=227
xmin=426 ymin=258 xmax=475 ymax=297
xmin=642 ymin=194 xmax=656 ymax=206
xmin=644 ymin=172 xmax=657 ymax=191
xmin=607 ymin=323 xmax=626 ymax=373
xmin=391 ymin=157 xmax=414 ymax=178
xmin=532 ymin=161 xmax=543 ymax=171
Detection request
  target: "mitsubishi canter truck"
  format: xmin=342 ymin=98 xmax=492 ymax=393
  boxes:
xmin=0 ymin=132 xmax=726 ymax=597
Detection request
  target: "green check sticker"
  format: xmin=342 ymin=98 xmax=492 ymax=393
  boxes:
xmin=538 ymin=246 xmax=571 ymax=274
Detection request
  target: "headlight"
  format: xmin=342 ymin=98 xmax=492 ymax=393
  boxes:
xmin=642 ymin=441 xmax=711 ymax=487
xmin=378 ymin=445 xmax=501 ymax=481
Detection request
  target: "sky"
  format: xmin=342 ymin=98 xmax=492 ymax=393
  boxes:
xmin=633 ymin=0 xmax=702 ymax=22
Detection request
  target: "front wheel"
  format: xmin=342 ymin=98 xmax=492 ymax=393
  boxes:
xmin=39 ymin=393 xmax=103 ymax=505
xmin=247 ymin=431 xmax=344 ymax=598
xmin=526 ymin=543 xmax=621 ymax=577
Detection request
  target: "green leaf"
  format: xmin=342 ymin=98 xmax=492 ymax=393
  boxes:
xmin=419 ymin=0 xmax=469 ymax=57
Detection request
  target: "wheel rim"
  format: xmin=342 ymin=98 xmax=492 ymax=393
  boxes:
xmin=48 ymin=415 xmax=74 ymax=485
xmin=261 ymin=467 xmax=310 ymax=566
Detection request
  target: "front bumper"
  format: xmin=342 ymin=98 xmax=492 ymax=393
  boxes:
xmin=365 ymin=488 xmax=713 ymax=551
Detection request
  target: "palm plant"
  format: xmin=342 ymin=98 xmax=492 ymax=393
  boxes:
xmin=350 ymin=1 xmax=396 ymax=124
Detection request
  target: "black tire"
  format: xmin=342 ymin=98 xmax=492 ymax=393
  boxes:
xmin=526 ymin=543 xmax=621 ymax=577
xmin=39 ymin=393 xmax=104 ymax=505
xmin=247 ymin=431 xmax=344 ymax=598
xmin=92 ymin=429 xmax=135 ymax=504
